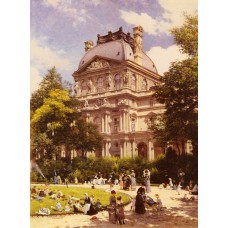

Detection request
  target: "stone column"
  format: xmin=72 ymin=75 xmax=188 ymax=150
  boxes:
xmin=123 ymin=112 xmax=125 ymax=131
xmin=107 ymin=112 xmax=110 ymax=133
xmin=120 ymin=143 xmax=123 ymax=158
xmin=108 ymin=142 xmax=111 ymax=157
xmin=120 ymin=112 xmax=122 ymax=131
xmin=106 ymin=141 xmax=109 ymax=157
xmin=101 ymin=114 xmax=104 ymax=133
xmin=105 ymin=113 xmax=107 ymax=133
xmin=133 ymin=142 xmax=137 ymax=158
xmin=126 ymin=141 xmax=130 ymax=157
xmin=126 ymin=111 xmax=129 ymax=132
xmin=102 ymin=142 xmax=105 ymax=157
xmin=148 ymin=140 xmax=155 ymax=161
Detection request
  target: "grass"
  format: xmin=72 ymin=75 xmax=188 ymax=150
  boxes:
xmin=30 ymin=185 xmax=131 ymax=215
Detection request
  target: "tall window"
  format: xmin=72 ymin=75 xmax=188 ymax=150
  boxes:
xmin=94 ymin=117 xmax=102 ymax=132
xmin=131 ymin=75 xmax=136 ymax=90
xmin=81 ymin=81 xmax=87 ymax=96
xmin=114 ymin=117 xmax=119 ymax=132
xmin=115 ymin=74 xmax=121 ymax=90
xmin=142 ymin=79 xmax=147 ymax=91
xmin=97 ymin=77 xmax=103 ymax=93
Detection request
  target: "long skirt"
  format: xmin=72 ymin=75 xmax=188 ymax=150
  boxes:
xmin=131 ymin=177 xmax=136 ymax=190
xmin=108 ymin=208 xmax=117 ymax=224
xmin=145 ymin=180 xmax=151 ymax=193
xmin=82 ymin=203 xmax=90 ymax=214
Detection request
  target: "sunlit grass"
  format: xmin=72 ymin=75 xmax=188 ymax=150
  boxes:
xmin=30 ymin=185 xmax=131 ymax=215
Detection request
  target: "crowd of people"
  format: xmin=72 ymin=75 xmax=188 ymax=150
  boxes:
xmin=30 ymin=186 xmax=103 ymax=216
xmin=32 ymin=168 xmax=197 ymax=224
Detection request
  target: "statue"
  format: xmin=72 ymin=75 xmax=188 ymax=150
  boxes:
xmin=105 ymin=74 xmax=112 ymax=89
xmin=84 ymin=100 xmax=89 ymax=108
xmin=87 ymin=79 xmax=93 ymax=93
xmin=123 ymin=71 xmax=129 ymax=85
xmin=102 ymin=98 xmax=110 ymax=107
xmin=74 ymin=81 xmax=79 ymax=95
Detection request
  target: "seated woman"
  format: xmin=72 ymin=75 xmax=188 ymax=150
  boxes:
xmin=64 ymin=204 xmax=71 ymax=212
xmin=82 ymin=193 xmax=91 ymax=214
xmin=57 ymin=190 xmax=63 ymax=198
xmin=73 ymin=200 xmax=82 ymax=213
xmin=87 ymin=195 xmax=98 ymax=216
xmin=135 ymin=192 xmax=146 ymax=214
xmin=51 ymin=200 xmax=62 ymax=211
xmin=145 ymin=195 xmax=157 ymax=206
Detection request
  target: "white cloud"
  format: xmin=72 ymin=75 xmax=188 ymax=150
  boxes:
xmin=120 ymin=0 xmax=197 ymax=35
xmin=42 ymin=0 xmax=89 ymax=27
xmin=120 ymin=11 xmax=157 ymax=35
xmin=158 ymin=0 xmax=198 ymax=28
xmin=30 ymin=35 xmax=74 ymax=94
xmin=147 ymin=45 xmax=188 ymax=75
xmin=30 ymin=67 xmax=42 ymax=95
xmin=31 ymin=36 xmax=73 ymax=72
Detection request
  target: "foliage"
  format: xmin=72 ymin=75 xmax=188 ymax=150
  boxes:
xmin=30 ymin=67 xmax=64 ymax=112
xmin=150 ymin=13 xmax=198 ymax=156
xmin=171 ymin=13 xmax=198 ymax=57
xmin=30 ymin=67 xmax=102 ymax=160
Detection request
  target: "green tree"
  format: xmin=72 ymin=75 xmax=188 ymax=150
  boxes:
xmin=31 ymin=68 xmax=103 ymax=160
xmin=75 ymin=120 xmax=102 ymax=157
xmin=30 ymin=67 xmax=64 ymax=112
xmin=150 ymin=13 xmax=198 ymax=156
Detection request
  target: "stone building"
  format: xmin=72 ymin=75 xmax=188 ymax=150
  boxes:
xmin=72 ymin=26 xmax=166 ymax=160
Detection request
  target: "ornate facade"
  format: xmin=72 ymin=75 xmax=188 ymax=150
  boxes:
xmin=72 ymin=26 xmax=166 ymax=160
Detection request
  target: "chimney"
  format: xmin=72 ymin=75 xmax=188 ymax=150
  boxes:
xmin=84 ymin=40 xmax=94 ymax=52
xmin=133 ymin=26 xmax=144 ymax=65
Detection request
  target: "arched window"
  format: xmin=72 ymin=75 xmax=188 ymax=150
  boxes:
xmin=142 ymin=79 xmax=147 ymax=91
xmin=97 ymin=77 xmax=103 ymax=93
xmin=94 ymin=117 xmax=102 ymax=132
xmin=131 ymin=75 xmax=136 ymax=90
xmin=81 ymin=80 xmax=87 ymax=96
xmin=114 ymin=74 xmax=121 ymax=90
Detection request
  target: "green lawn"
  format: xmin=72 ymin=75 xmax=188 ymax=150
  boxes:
xmin=30 ymin=185 xmax=131 ymax=215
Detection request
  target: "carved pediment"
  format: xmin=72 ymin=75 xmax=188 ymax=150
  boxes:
xmin=86 ymin=59 xmax=110 ymax=71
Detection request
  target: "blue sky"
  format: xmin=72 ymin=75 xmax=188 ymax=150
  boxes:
xmin=30 ymin=0 xmax=197 ymax=93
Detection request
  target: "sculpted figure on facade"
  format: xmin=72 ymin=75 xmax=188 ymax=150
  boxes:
xmin=118 ymin=99 xmax=128 ymax=105
xmin=84 ymin=99 xmax=89 ymax=108
xmin=87 ymin=59 xmax=110 ymax=70
xmin=73 ymin=80 xmax=79 ymax=95
xmin=102 ymin=97 xmax=110 ymax=107
xmin=87 ymin=78 xmax=93 ymax=93
xmin=123 ymin=71 xmax=130 ymax=85
xmin=105 ymin=73 xmax=112 ymax=90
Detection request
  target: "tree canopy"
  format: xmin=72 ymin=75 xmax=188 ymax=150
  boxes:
xmin=30 ymin=67 xmax=102 ymax=159
xmin=150 ymin=13 xmax=198 ymax=156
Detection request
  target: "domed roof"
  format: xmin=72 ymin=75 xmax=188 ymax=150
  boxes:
xmin=78 ymin=27 xmax=158 ymax=74
xmin=78 ymin=40 xmax=134 ymax=68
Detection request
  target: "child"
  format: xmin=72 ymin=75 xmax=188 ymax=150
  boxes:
xmin=177 ymin=183 xmax=182 ymax=195
xmin=51 ymin=200 xmax=62 ymax=211
xmin=154 ymin=194 xmax=163 ymax=211
xmin=64 ymin=204 xmax=71 ymax=212
xmin=94 ymin=199 xmax=102 ymax=211
xmin=169 ymin=178 xmax=173 ymax=188
xmin=159 ymin=183 xmax=164 ymax=189
xmin=116 ymin=196 xmax=125 ymax=225
xmin=131 ymin=196 xmax=136 ymax=212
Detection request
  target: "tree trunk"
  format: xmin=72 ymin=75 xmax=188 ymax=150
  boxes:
xmin=176 ymin=141 xmax=181 ymax=159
